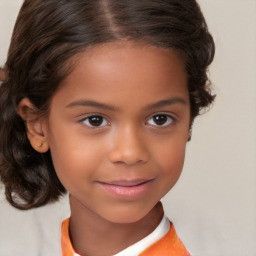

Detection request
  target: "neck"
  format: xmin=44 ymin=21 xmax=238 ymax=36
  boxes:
xmin=69 ymin=197 xmax=164 ymax=256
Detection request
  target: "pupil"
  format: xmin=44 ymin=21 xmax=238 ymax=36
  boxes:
xmin=89 ymin=116 xmax=103 ymax=126
xmin=154 ymin=115 xmax=167 ymax=125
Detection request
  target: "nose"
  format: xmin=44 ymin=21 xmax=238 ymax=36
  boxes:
xmin=108 ymin=126 xmax=149 ymax=166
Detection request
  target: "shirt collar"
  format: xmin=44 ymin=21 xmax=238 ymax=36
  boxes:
xmin=113 ymin=215 xmax=170 ymax=256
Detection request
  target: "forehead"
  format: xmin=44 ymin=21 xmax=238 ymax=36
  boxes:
xmin=70 ymin=41 xmax=186 ymax=80
xmin=55 ymin=41 xmax=188 ymax=107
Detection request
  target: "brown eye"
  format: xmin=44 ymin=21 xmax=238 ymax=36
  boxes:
xmin=153 ymin=115 xmax=167 ymax=125
xmin=146 ymin=114 xmax=173 ymax=126
xmin=83 ymin=116 xmax=109 ymax=127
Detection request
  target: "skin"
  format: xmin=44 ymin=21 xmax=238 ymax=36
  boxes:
xmin=19 ymin=42 xmax=190 ymax=256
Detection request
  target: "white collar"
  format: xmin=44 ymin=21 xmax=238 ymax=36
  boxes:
xmin=113 ymin=215 xmax=170 ymax=256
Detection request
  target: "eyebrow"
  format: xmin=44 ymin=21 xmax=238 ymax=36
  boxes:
xmin=143 ymin=97 xmax=188 ymax=111
xmin=66 ymin=99 xmax=119 ymax=111
xmin=66 ymin=97 xmax=188 ymax=111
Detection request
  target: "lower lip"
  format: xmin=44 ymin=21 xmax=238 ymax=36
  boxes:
xmin=98 ymin=180 xmax=153 ymax=199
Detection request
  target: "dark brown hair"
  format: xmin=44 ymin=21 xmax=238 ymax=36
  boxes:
xmin=0 ymin=0 xmax=215 ymax=209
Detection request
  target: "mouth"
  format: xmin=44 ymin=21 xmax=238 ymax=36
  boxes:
xmin=98 ymin=179 xmax=154 ymax=199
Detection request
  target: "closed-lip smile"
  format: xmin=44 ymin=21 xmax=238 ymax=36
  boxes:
xmin=98 ymin=179 xmax=155 ymax=199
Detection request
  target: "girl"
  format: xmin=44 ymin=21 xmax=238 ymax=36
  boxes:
xmin=0 ymin=0 xmax=215 ymax=255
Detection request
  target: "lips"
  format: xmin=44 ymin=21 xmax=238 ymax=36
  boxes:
xmin=98 ymin=179 xmax=154 ymax=199
xmin=105 ymin=179 xmax=151 ymax=187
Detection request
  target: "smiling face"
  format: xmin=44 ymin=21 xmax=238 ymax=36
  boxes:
xmin=44 ymin=42 xmax=190 ymax=223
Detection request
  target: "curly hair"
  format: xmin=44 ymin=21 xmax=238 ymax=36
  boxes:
xmin=0 ymin=0 xmax=215 ymax=209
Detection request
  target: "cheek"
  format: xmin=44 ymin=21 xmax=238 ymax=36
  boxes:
xmin=47 ymin=126 xmax=109 ymax=190
xmin=153 ymin=137 xmax=187 ymax=184
xmin=47 ymin=130 xmax=87 ymax=180
xmin=163 ymin=150 xmax=185 ymax=183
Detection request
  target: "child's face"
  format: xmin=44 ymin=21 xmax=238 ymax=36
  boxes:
xmin=45 ymin=42 xmax=190 ymax=223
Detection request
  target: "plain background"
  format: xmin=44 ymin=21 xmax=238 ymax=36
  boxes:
xmin=0 ymin=0 xmax=256 ymax=255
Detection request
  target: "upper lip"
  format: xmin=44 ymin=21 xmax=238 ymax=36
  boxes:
xmin=99 ymin=179 xmax=154 ymax=187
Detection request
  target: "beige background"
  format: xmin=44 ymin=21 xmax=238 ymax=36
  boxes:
xmin=0 ymin=0 xmax=256 ymax=255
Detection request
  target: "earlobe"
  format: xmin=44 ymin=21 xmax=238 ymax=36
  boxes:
xmin=18 ymin=98 xmax=49 ymax=153
xmin=35 ymin=141 xmax=50 ymax=153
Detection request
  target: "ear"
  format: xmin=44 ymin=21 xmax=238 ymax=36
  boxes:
xmin=18 ymin=98 xmax=49 ymax=153
xmin=187 ymin=130 xmax=192 ymax=142
xmin=187 ymin=119 xmax=193 ymax=142
xmin=0 ymin=68 xmax=7 ymax=81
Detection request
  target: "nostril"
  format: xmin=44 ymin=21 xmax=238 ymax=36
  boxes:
xmin=108 ymin=144 xmax=149 ymax=166
xmin=109 ymin=151 xmax=145 ymax=166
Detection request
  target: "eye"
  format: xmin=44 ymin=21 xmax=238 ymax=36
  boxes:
xmin=82 ymin=115 xmax=109 ymax=128
xmin=146 ymin=114 xmax=174 ymax=127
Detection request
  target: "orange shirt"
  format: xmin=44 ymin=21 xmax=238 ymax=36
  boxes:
xmin=61 ymin=218 xmax=190 ymax=256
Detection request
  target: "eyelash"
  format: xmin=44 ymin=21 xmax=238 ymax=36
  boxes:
xmin=81 ymin=115 xmax=110 ymax=128
xmin=81 ymin=113 xmax=176 ymax=129
xmin=146 ymin=114 xmax=176 ymax=127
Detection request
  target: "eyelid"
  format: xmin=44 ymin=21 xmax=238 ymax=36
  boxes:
xmin=145 ymin=113 xmax=176 ymax=127
xmin=80 ymin=113 xmax=111 ymax=128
